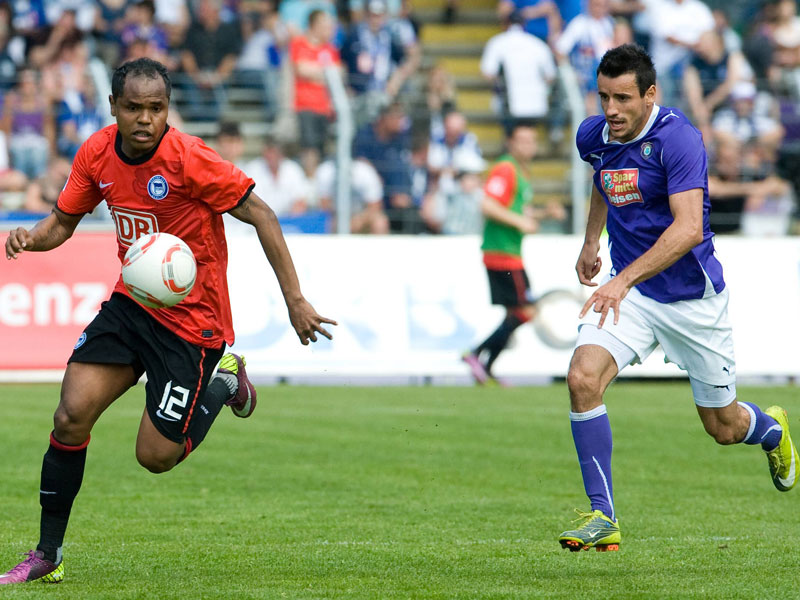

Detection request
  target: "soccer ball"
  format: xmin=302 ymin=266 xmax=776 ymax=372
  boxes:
xmin=122 ymin=233 xmax=197 ymax=308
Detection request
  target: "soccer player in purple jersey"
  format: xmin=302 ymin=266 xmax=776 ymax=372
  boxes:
xmin=558 ymin=44 xmax=798 ymax=552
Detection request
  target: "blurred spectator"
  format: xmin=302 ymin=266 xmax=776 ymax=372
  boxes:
xmin=555 ymin=0 xmax=615 ymax=117
xmin=712 ymin=81 xmax=784 ymax=168
xmin=427 ymin=110 xmax=482 ymax=197
xmin=236 ymin=4 xmax=287 ymax=121
xmin=425 ymin=63 xmax=456 ymax=138
xmin=55 ymin=72 xmax=104 ymax=159
xmin=0 ymin=130 xmax=28 ymax=205
xmin=94 ymin=0 xmax=132 ymax=65
xmin=279 ymin=0 xmax=335 ymax=39
xmin=767 ymin=0 xmax=800 ymax=97
xmin=497 ymin=0 xmax=561 ymax=45
xmin=178 ymin=0 xmax=241 ymax=121
xmin=352 ymin=101 xmax=416 ymax=232
xmin=120 ymin=1 xmax=170 ymax=63
xmin=1 ymin=67 xmax=54 ymax=179
xmin=422 ymin=150 xmax=486 ymax=234
xmin=341 ymin=0 xmax=419 ymax=124
xmin=315 ymin=158 xmax=390 ymax=233
xmin=289 ymin=9 xmax=341 ymax=175
xmin=21 ymin=154 xmax=70 ymax=214
xmin=711 ymin=8 xmax=741 ymax=54
xmin=214 ymin=120 xmax=246 ymax=168
xmin=244 ymin=135 xmax=311 ymax=217
xmin=683 ymin=30 xmax=752 ymax=142
xmin=480 ymin=11 xmax=556 ymax=135
xmin=0 ymin=2 xmax=25 ymax=92
xmin=44 ymin=1 xmax=97 ymax=33
xmin=647 ymin=0 xmax=714 ymax=107
xmin=708 ymin=140 xmax=795 ymax=236
xmin=153 ymin=0 xmax=190 ymax=47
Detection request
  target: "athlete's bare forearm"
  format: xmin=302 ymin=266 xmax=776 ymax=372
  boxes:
xmin=615 ymin=189 xmax=704 ymax=288
xmin=5 ymin=209 xmax=81 ymax=259
xmin=583 ymin=185 xmax=608 ymax=247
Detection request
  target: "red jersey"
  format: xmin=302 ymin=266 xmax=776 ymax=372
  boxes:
xmin=57 ymin=124 xmax=254 ymax=348
xmin=289 ymin=35 xmax=340 ymax=115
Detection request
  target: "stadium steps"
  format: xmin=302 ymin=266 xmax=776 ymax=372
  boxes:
xmin=417 ymin=11 xmax=571 ymax=204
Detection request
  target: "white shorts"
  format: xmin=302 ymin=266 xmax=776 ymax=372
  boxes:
xmin=576 ymin=283 xmax=736 ymax=389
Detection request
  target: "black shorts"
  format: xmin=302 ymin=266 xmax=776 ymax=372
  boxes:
xmin=297 ymin=110 xmax=330 ymax=154
xmin=69 ymin=293 xmax=225 ymax=443
xmin=486 ymin=267 xmax=534 ymax=307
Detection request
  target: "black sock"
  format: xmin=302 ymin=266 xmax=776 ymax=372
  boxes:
xmin=37 ymin=433 xmax=89 ymax=564
xmin=476 ymin=314 xmax=524 ymax=374
xmin=182 ymin=377 xmax=231 ymax=459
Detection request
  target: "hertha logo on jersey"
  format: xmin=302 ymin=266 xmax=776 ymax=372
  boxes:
xmin=600 ymin=168 xmax=643 ymax=206
xmin=147 ymin=174 xmax=169 ymax=200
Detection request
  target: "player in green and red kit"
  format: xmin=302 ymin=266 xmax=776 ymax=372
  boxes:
xmin=462 ymin=123 xmax=542 ymax=384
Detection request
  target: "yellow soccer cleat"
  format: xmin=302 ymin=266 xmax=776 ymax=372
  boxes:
xmin=765 ymin=406 xmax=798 ymax=492
xmin=559 ymin=509 xmax=620 ymax=552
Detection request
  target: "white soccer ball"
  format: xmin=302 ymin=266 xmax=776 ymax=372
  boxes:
xmin=122 ymin=232 xmax=197 ymax=309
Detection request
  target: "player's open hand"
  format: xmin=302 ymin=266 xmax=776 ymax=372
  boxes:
xmin=575 ymin=243 xmax=602 ymax=286
xmin=579 ymin=277 xmax=630 ymax=329
xmin=288 ymin=299 xmax=338 ymax=345
xmin=5 ymin=227 xmax=34 ymax=260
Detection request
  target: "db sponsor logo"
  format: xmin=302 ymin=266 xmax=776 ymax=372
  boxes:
xmin=600 ymin=168 xmax=643 ymax=207
xmin=110 ymin=207 xmax=158 ymax=247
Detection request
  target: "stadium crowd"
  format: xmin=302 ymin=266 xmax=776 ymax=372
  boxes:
xmin=0 ymin=0 xmax=798 ymax=235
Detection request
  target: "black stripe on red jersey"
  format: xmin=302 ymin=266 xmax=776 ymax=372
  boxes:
xmin=53 ymin=205 xmax=86 ymax=217
xmin=227 ymin=183 xmax=256 ymax=213
xmin=114 ymin=124 xmax=171 ymax=165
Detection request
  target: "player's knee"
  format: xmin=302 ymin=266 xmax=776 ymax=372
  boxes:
xmin=567 ymin=364 xmax=602 ymax=408
xmin=135 ymin=449 xmax=176 ymax=474
xmin=52 ymin=404 xmax=89 ymax=441
xmin=704 ymin=422 xmax=739 ymax=445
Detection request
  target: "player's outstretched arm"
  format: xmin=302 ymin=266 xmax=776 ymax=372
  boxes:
xmin=480 ymin=195 xmax=538 ymax=233
xmin=229 ymin=193 xmax=337 ymax=345
xmin=4 ymin=208 xmax=83 ymax=260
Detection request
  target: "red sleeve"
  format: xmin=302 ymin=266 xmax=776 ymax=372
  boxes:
xmin=184 ymin=140 xmax=255 ymax=213
xmin=56 ymin=140 xmax=103 ymax=215
xmin=289 ymin=37 xmax=305 ymax=63
xmin=483 ymin=162 xmax=516 ymax=207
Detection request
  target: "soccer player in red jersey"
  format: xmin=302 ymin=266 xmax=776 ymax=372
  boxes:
xmin=1 ymin=58 xmax=336 ymax=584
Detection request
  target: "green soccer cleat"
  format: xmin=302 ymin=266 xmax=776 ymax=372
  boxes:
xmin=559 ymin=509 xmax=620 ymax=552
xmin=764 ymin=406 xmax=798 ymax=492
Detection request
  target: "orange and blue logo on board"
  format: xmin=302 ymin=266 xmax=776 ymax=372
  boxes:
xmin=600 ymin=168 xmax=643 ymax=207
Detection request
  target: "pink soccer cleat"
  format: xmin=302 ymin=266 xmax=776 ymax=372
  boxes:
xmin=218 ymin=353 xmax=257 ymax=418
xmin=0 ymin=551 xmax=64 ymax=584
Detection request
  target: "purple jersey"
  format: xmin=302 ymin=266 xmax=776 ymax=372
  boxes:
xmin=576 ymin=105 xmax=725 ymax=303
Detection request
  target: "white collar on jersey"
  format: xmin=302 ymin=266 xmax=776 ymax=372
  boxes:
xmin=602 ymin=104 xmax=661 ymax=145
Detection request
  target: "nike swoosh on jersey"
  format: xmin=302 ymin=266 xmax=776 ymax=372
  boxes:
xmin=156 ymin=409 xmax=179 ymax=422
xmin=99 ymin=181 xmax=114 ymax=189
xmin=778 ymin=439 xmax=797 ymax=488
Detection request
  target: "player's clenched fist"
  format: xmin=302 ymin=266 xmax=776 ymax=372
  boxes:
xmin=5 ymin=227 xmax=34 ymax=260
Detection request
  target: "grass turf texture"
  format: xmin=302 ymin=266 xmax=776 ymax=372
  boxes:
xmin=0 ymin=382 xmax=796 ymax=599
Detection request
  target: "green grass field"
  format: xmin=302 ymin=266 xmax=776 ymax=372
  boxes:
xmin=0 ymin=382 xmax=797 ymax=599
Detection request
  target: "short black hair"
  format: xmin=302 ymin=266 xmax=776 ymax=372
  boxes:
xmin=597 ymin=44 xmax=656 ymax=97
xmin=218 ymin=121 xmax=241 ymax=138
xmin=308 ymin=8 xmax=326 ymax=28
xmin=111 ymin=57 xmax=171 ymax=100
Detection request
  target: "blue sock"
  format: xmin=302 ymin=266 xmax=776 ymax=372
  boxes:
xmin=739 ymin=402 xmax=782 ymax=451
xmin=570 ymin=405 xmax=615 ymax=521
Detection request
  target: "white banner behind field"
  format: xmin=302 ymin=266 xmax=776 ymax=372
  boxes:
xmin=226 ymin=234 xmax=800 ymax=381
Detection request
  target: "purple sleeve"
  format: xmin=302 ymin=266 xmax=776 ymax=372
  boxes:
xmin=661 ymin=125 xmax=708 ymax=196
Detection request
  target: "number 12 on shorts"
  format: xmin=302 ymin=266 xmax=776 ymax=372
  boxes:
xmin=157 ymin=381 xmax=190 ymax=421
